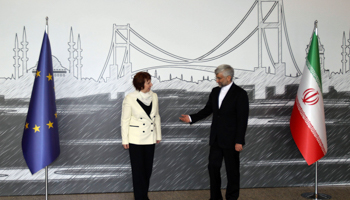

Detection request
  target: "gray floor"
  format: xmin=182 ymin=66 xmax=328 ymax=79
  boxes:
xmin=0 ymin=186 xmax=349 ymax=200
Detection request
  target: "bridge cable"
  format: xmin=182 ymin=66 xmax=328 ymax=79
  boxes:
xmin=262 ymin=29 xmax=276 ymax=68
xmin=194 ymin=0 xmax=258 ymax=60
xmin=117 ymin=27 xmax=256 ymax=64
xmin=111 ymin=1 xmax=281 ymax=66
xmin=129 ymin=0 xmax=258 ymax=61
xmin=261 ymin=2 xmax=278 ymax=68
xmin=98 ymin=30 xmax=116 ymax=82
xmin=194 ymin=2 xmax=277 ymax=62
xmin=117 ymin=3 xmax=277 ymax=64
xmin=281 ymin=1 xmax=302 ymax=75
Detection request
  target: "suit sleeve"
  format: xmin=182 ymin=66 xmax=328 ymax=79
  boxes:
xmin=121 ymin=96 xmax=131 ymax=144
xmin=154 ymin=94 xmax=162 ymax=141
xmin=235 ymin=90 xmax=249 ymax=145
xmin=190 ymin=90 xmax=214 ymax=124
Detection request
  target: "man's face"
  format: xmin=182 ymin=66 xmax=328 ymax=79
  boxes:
xmin=216 ymin=72 xmax=231 ymax=87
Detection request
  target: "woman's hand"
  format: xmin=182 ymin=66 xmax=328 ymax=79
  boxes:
xmin=123 ymin=144 xmax=129 ymax=149
xmin=156 ymin=140 xmax=161 ymax=144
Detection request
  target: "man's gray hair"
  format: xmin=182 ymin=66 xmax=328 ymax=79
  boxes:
xmin=215 ymin=64 xmax=234 ymax=80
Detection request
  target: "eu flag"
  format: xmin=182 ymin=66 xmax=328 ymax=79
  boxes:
xmin=22 ymin=32 xmax=60 ymax=174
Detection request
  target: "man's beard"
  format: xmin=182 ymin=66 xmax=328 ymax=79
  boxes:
xmin=218 ymin=82 xmax=228 ymax=87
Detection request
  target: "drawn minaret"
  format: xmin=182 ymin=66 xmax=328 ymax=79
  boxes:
xmin=75 ymin=34 xmax=83 ymax=80
xmin=341 ymin=32 xmax=347 ymax=74
xmin=348 ymin=30 xmax=350 ymax=73
xmin=13 ymin=34 xmax=21 ymax=80
xmin=21 ymin=27 xmax=29 ymax=76
xmin=68 ymin=27 xmax=76 ymax=74
xmin=306 ymin=35 xmax=325 ymax=70
xmin=318 ymin=37 xmax=325 ymax=70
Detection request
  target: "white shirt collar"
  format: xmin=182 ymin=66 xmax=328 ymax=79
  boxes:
xmin=221 ymin=82 xmax=233 ymax=92
xmin=218 ymin=82 xmax=233 ymax=108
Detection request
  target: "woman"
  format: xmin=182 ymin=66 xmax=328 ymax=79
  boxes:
xmin=121 ymin=72 xmax=161 ymax=200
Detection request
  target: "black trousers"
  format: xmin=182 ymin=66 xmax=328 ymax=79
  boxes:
xmin=129 ymin=143 xmax=155 ymax=200
xmin=208 ymin=142 xmax=240 ymax=200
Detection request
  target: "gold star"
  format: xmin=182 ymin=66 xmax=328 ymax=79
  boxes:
xmin=46 ymin=73 xmax=53 ymax=81
xmin=54 ymin=112 xmax=58 ymax=118
xmin=25 ymin=122 xmax=29 ymax=129
xmin=33 ymin=124 xmax=40 ymax=133
xmin=46 ymin=121 xmax=54 ymax=129
xmin=36 ymin=70 xmax=41 ymax=77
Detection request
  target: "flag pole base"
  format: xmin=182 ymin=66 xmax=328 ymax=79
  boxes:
xmin=301 ymin=192 xmax=331 ymax=199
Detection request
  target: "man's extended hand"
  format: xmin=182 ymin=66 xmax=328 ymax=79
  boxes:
xmin=235 ymin=144 xmax=243 ymax=152
xmin=179 ymin=114 xmax=190 ymax=123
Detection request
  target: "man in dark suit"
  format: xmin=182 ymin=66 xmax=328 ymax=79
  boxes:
xmin=180 ymin=64 xmax=249 ymax=200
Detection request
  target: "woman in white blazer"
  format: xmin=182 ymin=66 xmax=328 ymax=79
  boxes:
xmin=121 ymin=72 xmax=161 ymax=200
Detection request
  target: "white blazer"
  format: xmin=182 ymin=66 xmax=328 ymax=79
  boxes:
xmin=121 ymin=91 xmax=162 ymax=145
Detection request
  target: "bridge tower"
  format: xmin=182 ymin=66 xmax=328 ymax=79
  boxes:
xmin=258 ymin=0 xmax=285 ymax=75
xmin=112 ymin=24 xmax=132 ymax=80
xmin=98 ymin=24 xmax=133 ymax=82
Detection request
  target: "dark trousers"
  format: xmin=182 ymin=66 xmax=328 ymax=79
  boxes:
xmin=129 ymin=143 xmax=155 ymax=200
xmin=208 ymin=142 xmax=240 ymax=200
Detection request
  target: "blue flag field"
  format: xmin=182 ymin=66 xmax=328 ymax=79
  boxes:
xmin=22 ymin=32 xmax=60 ymax=175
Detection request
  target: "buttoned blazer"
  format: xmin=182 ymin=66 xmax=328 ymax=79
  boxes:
xmin=121 ymin=91 xmax=162 ymax=145
xmin=190 ymin=83 xmax=249 ymax=149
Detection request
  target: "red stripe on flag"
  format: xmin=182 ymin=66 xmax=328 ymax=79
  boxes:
xmin=290 ymin=99 xmax=325 ymax=165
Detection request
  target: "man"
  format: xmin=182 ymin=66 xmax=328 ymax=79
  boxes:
xmin=179 ymin=64 xmax=249 ymax=200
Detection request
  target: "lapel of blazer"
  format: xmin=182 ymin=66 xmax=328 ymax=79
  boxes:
xmin=219 ymin=83 xmax=236 ymax=110
xmin=135 ymin=99 xmax=153 ymax=121
xmin=135 ymin=95 xmax=156 ymax=121
xmin=149 ymin=98 xmax=157 ymax=120
xmin=213 ymin=87 xmax=221 ymax=111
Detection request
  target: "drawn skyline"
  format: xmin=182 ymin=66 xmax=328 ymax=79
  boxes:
xmin=0 ymin=0 xmax=350 ymax=99
xmin=1 ymin=23 xmax=350 ymax=100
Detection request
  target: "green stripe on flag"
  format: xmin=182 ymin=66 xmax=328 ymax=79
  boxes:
xmin=307 ymin=32 xmax=322 ymax=91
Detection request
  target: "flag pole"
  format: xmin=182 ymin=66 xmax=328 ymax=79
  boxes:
xmin=301 ymin=161 xmax=331 ymax=199
xmin=45 ymin=16 xmax=49 ymax=200
xmin=315 ymin=161 xmax=318 ymax=198
xmin=300 ymin=20 xmax=331 ymax=200
xmin=45 ymin=166 xmax=48 ymax=200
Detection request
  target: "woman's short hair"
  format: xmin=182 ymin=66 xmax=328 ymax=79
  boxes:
xmin=133 ymin=72 xmax=151 ymax=91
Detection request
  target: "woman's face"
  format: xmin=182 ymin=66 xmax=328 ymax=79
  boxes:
xmin=141 ymin=79 xmax=152 ymax=93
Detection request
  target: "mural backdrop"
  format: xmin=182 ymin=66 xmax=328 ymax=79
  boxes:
xmin=0 ymin=0 xmax=350 ymax=196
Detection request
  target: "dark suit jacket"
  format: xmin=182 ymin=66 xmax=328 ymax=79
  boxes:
xmin=190 ymin=83 xmax=249 ymax=149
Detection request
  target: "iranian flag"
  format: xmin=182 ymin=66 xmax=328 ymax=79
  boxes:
xmin=290 ymin=26 xmax=327 ymax=165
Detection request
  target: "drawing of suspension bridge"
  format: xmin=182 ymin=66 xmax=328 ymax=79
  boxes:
xmin=99 ymin=0 xmax=301 ymax=80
